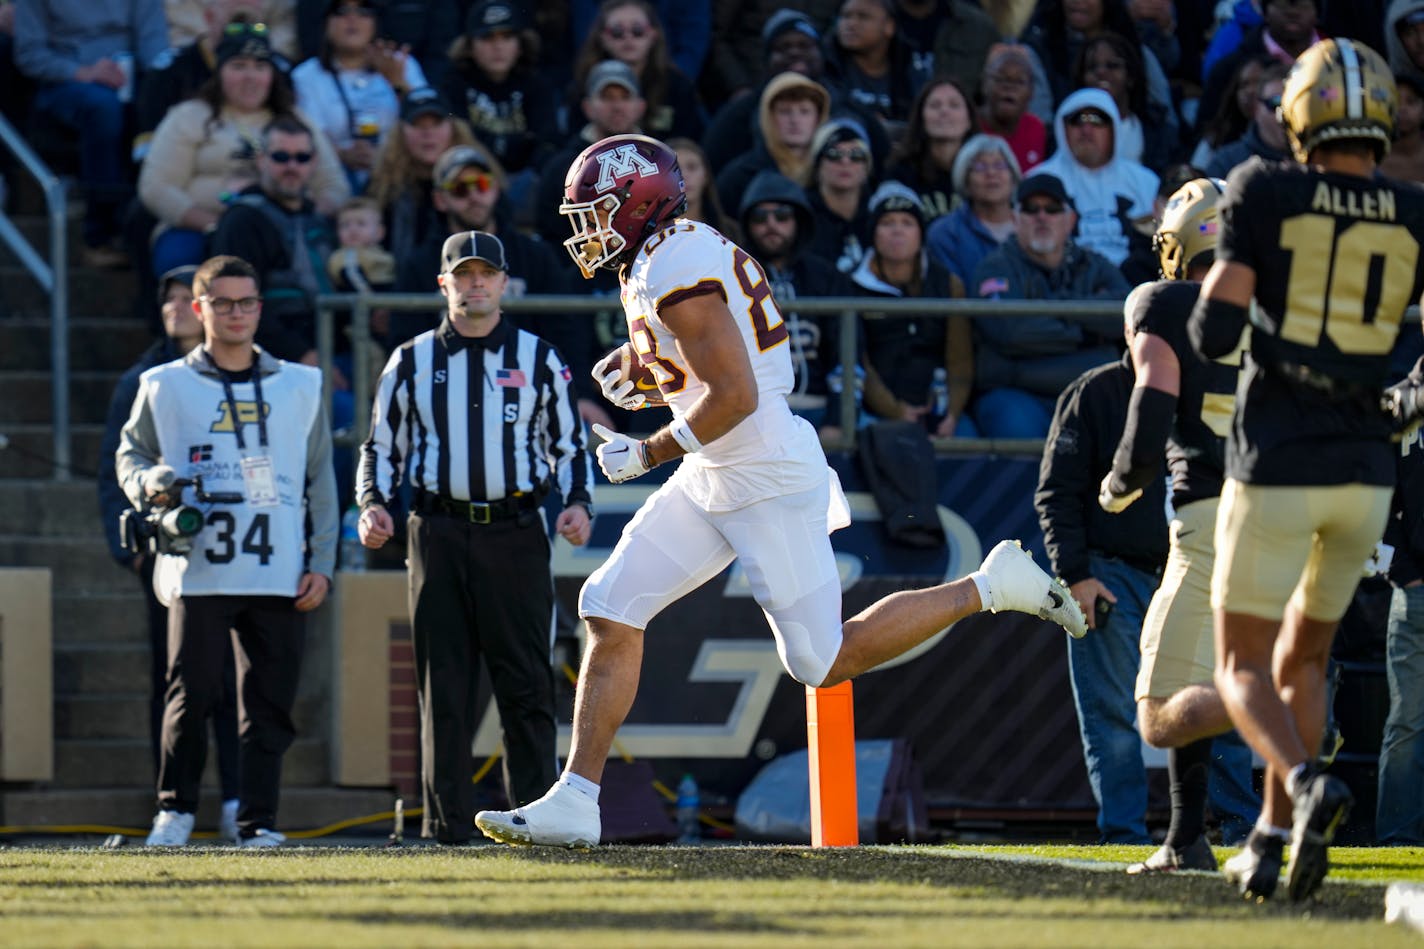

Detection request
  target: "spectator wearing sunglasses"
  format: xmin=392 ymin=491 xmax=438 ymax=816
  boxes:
xmin=210 ymin=115 xmax=338 ymax=367
xmin=568 ymin=0 xmax=707 ymax=142
xmin=737 ymin=168 xmax=859 ymax=432
xmin=1027 ymin=87 xmax=1158 ymax=281
xmin=970 ymin=173 xmax=1128 ymax=438
xmin=291 ymin=0 xmax=429 ymax=194
xmin=1203 ymin=63 xmax=1290 ymax=179
xmin=804 ymin=117 xmax=878 ymax=273
xmin=138 ymin=21 xmax=349 ymax=279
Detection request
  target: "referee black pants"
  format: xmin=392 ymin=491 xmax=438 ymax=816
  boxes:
xmin=407 ymin=511 xmax=558 ymax=843
xmin=157 ymin=595 xmax=305 ymax=836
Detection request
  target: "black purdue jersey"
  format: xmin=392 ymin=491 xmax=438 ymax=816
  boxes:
xmin=1131 ymin=279 xmax=1242 ymax=505
xmin=1218 ymin=158 xmax=1424 ymax=486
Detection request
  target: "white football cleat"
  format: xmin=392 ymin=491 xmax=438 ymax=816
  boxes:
xmin=977 ymin=539 xmax=1087 ymax=638
xmin=475 ymin=781 xmax=601 ymax=848
xmin=145 ymin=809 xmax=195 ymax=847
xmin=238 ymin=828 xmax=287 ymax=849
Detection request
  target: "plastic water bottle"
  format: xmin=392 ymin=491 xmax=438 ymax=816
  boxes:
xmin=675 ymin=774 xmax=700 ymax=843
xmin=928 ymin=367 xmax=949 ymax=429
xmin=339 ymin=506 xmax=365 ymax=572
xmin=1386 ymin=882 xmax=1424 ymax=933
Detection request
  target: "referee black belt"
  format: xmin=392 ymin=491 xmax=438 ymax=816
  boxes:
xmin=414 ymin=492 xmax=541 ymax=524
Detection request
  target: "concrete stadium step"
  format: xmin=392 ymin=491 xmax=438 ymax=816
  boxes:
xmin=0 ymin=264 xmax=139 ymax=321
xmin=0 ymin=534 xmax=135 ymax=594
xmin=54 ymin=693 xmax=149 ymax=740
xmin=0 ymin=371 xmax=119 ymax=424
xmin=54 ymin=592 xmax=150 ymax=645
xmin=52 ymin=736 xmax=330 ymax=788
xmin=53 ymin=643 xmax=148 ymax=695
xmin=1 ymin=425 xmax=105 ymax=480
xmin=0 ymin=787 xmax=398 ymax=836
xmin=0 ymin=318 xmax=153 ymax=372
xmin=0 ymin=479 xmax=116 ymax=537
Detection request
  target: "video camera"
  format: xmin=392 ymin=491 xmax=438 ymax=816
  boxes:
xmin=120 ymin=475 xmax=243 ymax=556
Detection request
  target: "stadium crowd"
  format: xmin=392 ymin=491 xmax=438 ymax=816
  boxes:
xmin=10 ymin=0 xmax=1424 ymax=868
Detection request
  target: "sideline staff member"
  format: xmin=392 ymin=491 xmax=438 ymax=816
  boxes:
xmin=118 ymin=254 xmax=338 ymax=848
xmin=356 ymin=230 xmax=593 ymax=844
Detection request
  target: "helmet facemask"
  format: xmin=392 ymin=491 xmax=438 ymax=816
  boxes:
xmin=561 ymin=192 xmax=627 ymax=279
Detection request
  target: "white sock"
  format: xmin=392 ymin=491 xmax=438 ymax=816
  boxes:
xmin=1255 ymin=818 xmax=1290 ymax=840
xmin=559 ymin=771 xmax=600 ymax=803
xmin=1284 ymin=763 xmax=1310 ymax=798
xmin=968 ymin=571 xmax=994 ymax=612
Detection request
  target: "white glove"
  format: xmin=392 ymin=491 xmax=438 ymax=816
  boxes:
xmin=591 ymin=423 xmax=651 ymax=483
xmin=1097 ymin=472 xmax=1142 ymax=514
xmin=592 ymin=349 xmax=646 ymax=411
xmin=141 ymin=464 xmax=177 ymax=502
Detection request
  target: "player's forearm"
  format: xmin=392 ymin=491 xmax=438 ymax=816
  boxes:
xmin=643 ymin=386 xmax=757 ymax=466
xmin=1108 ymin=386 xmax=1176 ymax=494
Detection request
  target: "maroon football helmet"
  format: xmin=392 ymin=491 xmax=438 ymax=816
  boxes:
xmin=560 ymin=134 xmax=687 ymax=278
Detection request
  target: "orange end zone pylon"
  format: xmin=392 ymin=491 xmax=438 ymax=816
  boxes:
xmin=805 ymin=681 xmax=858 ymax=846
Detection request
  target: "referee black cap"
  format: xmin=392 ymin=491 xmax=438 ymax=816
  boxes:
xmin=441 ymin=231 xmax=508 ymax=274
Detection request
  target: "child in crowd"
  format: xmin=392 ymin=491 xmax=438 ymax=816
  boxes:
xmin=327 ymin=196 xmax=396 ymax=295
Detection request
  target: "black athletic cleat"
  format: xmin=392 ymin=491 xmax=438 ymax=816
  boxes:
xmin=1127 ymin=836 xmax=1218 ymax=874
xmin=1286 ymin=768 xmax=1354 ymax=902
xmin=1223 ymin=829 xmax=1285 ymax=900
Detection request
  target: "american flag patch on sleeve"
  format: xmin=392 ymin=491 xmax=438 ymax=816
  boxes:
xmin=979 ymin=277 xmax=1009 ymax=297
xmin=495 ymin=368 xmax=527 ymax=387
xmin=560 ymin=366 xmax=572 ymax=381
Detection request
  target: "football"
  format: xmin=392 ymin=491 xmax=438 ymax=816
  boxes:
xmin=612 ymin=342 xmax=666 ymax=405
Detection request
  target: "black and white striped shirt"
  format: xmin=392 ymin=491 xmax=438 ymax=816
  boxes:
xmin=357 ymin=317 xmax=591 ymax=510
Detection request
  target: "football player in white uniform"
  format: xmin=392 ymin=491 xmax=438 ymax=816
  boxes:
xmin=475 ymin=134 xmax=1088 ymax=848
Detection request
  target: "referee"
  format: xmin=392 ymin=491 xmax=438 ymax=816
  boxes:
xmin=356 ymin=231 xmax=593 ymax=845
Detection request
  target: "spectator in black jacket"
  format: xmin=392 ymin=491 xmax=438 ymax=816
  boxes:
xmin=804 ymin=116 xmax=878 ymax=273
xmin=739 ymin=168 xmax=857 ymax=431
xmin=209 ymin=116 xmax=337 ymax=367
xmin=1035 ymin=338 xmax=1168 ymax=845
xmin=441 ymin=0 xmax=560 ymax=218
xmin=1379 ymin=355 xmax=1424 ymax=845
xmin=97 ymin=266 xmax=242 ymax=842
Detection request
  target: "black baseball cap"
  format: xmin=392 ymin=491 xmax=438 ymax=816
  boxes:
xmin=1015 ymin=173 xmax=1073 ymax=208
xmin=585 ymin=60 xmax=641 ymax=98
xmin=441 ymin=231 xmax=507 ymax=273
xmin=400 ymin=86 xmax=450 ymax=123
xmin=157 ymin=264 xmax=199 ymax=305
xmin=467 ymin=0 xmax=528 ymax=36
xmin=433 ymin=145 xmax=494 ymax=189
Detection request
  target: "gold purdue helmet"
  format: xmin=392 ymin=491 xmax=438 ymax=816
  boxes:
xmin=1153 ymin=177 xmax=1225 ymax=281
xmin=1278 ymin=37 xmax=1396 ymax=163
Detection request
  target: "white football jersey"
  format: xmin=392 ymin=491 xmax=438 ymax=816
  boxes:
xmin=621 ymin=220 xmax=825 ymax=509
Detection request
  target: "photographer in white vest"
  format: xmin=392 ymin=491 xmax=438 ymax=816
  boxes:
xmin=117 ymin=254 xmax=338 ymax=848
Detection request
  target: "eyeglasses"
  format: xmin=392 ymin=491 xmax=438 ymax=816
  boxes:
xmin=604 ymin=23 xmax=649 ymax=39
xmin=970 ymin=160 xmax=1010 ymax=174
xmin=1019 ymin=202 xmax=1066 ymax=216
xmin=200 ymin=295 xmax=263 ymax=314
xmin=222 ymin=21 xmax=269 ymax=37
xmin=444 ymin=173 xmax=493 ymax=197
xmin=267 ymin=150 xmax=313 ymax=164
xmin=1259 ymin=94 xmax=1282 ymax=111
xmin=1066 ymin=111 xmax=1109 ymax=128
xmin=331 ymin=4 xmax=376 ymax=16
xmin=822 ymin=145 xmax=869 ymax=163
xmin=748 ymin=205 xmax=795 ymax=225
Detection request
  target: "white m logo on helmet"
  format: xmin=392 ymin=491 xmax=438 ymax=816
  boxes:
xmin=594 ymin=144 xmax=658 ymax=191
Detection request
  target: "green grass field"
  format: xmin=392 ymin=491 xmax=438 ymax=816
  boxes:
xmin=2 ymin=843 xmax=1422 ymax=947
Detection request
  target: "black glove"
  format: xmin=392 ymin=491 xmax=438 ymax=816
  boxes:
xmin=1382 ymin=381 xmax=1424 ymax=431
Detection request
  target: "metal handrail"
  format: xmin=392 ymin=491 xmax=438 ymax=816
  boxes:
xmin=0 ymin=114 xmax=69 ymax=479
xmin=315 ymin=292 xmax=1126 ymax=455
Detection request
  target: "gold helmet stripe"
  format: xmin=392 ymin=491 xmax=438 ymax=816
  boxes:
xmin=1338 ymin=38 xmax=1364 ymax=120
